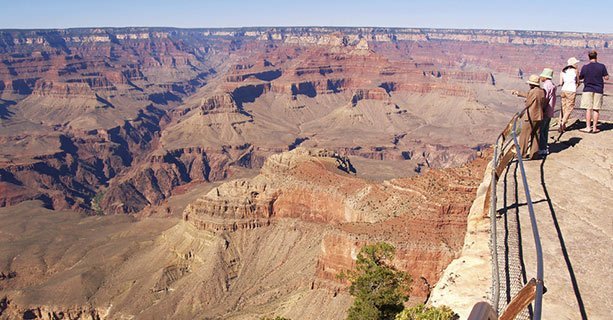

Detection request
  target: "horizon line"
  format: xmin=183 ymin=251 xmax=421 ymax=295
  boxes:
xmin=1 ymin=25 xmax=611 ymax=35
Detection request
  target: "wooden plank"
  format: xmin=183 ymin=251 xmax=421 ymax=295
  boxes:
xmin=467 ymin=301 xmax=498 ymax=320
xmin=498 ymin=113 xmax=519 ymax=144
xmin=500 ymin=122 xmax=513 ymax=143
xmin=483 ymin=185 xmax=491 ymax=218
xmin=499 ymin=278 xmax=538 ymax=320
xmin=495 ymin=149 xmax=515 ymax=179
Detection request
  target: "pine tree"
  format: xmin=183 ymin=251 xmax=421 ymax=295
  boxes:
xmin=339 ymin=242 xmax=412 ymax=320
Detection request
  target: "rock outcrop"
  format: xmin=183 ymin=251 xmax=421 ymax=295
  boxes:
xmin=183 ymin=148 xmax=490 ymax=301
xmin=183 ymin=148 xmax=360 ymax=230
xmin=0 ymin=105 xmax=167 ymax=211
xmin=0 ymin=303 xmax=108 ymax=320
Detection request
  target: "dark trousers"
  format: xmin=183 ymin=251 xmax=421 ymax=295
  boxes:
xmin=520 ymin=120 xmax=541 ymax=159
xmin=539 ymin=117 xmax=551 ymax=151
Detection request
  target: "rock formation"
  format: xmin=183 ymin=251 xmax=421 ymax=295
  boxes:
xmin=184 ymin=147 xmax=490 ymax=301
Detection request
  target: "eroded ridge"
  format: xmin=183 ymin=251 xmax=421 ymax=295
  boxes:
xmin=182 ymin=147 xmax=489 ymax=301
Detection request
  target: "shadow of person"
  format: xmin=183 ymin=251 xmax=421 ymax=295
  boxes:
xmin=596 ymin=121 xmax=613 ymax=132
xmin=568 ymin=120 xmax=613 ymax=133
xmin=558 ymin=119 xmax=583 ymax=133
xmin=539 ymin=158 xmax=588 ymax=319
xmin=548 ymin=137 xmax=581 ymax=154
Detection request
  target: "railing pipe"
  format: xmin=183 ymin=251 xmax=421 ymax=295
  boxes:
xmin=511 ymin=116 xmax=545 ymax=320
xmin=490 ymin=143 xmax=500 ymax=312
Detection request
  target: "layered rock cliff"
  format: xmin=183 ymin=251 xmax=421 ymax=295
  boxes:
xmin=183 ymin=148 xmax=490 ymax=302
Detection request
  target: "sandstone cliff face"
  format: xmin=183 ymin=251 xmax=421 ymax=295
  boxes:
xmin=5 ymin=27 xmax=607 ymax=49
xmin=0 ymin=29 xmax=218 ymax=213
xmin=100 ymin=146 xmax=240 ymax=214
xmin=0 ymin=302 xmax=107 ymax=320
xmin=183 ymin=148 xmax=489 ymax=301
xmin=0 ymin=146 xmax=485 ymax=319
xmin=183 ymin=148 xmax=361 ymax=230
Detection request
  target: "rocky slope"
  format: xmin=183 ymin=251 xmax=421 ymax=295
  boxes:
xmin=184 ymin=147 xmax=490 ymax=303
xmin=0 ymin=148 xmax=488 ymax=319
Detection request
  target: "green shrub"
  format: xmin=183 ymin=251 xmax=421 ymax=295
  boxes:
xmin=339 ymin=242 xmax=412 ymax=320
xmin=394 ymin=304 xmax=458 ymax=320
xmin=91 ymin=190 xmax=106 ymax=215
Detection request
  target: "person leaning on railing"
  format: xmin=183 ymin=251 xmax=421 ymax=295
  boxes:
xmin=512 ymin=74 xmax=546 ymax=160
xmin=539 ymin=68 xmax=556 ymax=156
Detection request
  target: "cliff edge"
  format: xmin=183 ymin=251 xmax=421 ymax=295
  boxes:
xmin=430 ymin=121 xmax=613 ymax=319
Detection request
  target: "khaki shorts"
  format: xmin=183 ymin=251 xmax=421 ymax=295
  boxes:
xmin=560 ymin=91 xmax=576 ymax=116
xmin=580 ymin=92 xmax=603 ymax=110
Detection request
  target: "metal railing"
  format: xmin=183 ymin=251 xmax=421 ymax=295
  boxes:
xmin=489 ymin=143 xmax=500 ymax=312
xmin=510 ymin=115 xmax=544 ymax=319
xmin=472 ymin=87 xmax=613 ymax=319
xmin=481 ymin=108 xmax=545 ymax=319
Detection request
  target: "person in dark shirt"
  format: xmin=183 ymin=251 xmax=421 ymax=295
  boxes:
xmin=579 ymin=50 xmax=609 ymax=133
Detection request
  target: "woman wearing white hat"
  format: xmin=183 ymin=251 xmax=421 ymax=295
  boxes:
xmin=558 ymin=57 xmax=580 ymax=133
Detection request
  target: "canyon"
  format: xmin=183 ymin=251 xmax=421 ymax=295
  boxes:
xmin=0 ymin=27 xmax=611 ymax=319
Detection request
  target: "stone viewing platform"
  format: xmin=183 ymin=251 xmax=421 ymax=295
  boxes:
xmin=508 ymin=123 xmax=613 ymax=319
xmin=430 ymin=121 xmax=612 ymax=319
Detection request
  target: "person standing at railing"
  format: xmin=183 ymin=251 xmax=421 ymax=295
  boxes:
xmin=512 ymin=74 xmax=546 ymax=160
xmin=539 ymin=68 xmax=556 ymax=156
xmin=579 ymin=50 xmax=609 ymax=133
xmin=558 ymin=57 xmax=580 ymax=133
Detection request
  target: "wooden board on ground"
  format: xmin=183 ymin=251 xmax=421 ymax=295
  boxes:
xmin=499 ymin=278 xmax=537 ymax=320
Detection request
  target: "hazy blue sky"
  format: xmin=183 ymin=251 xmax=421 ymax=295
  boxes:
xmin=0 ymin=0 xmax=611 ymax=33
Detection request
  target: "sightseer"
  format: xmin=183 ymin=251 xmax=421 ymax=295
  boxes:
xmin=579 ymin=50 xmax=609 ymax=133
xmin=512 ymin=74 xmax=546 ymax=160
xmin=538 ymin=68 xmax=556 ymax=155
xmin=558 ymin=57 xmax=580 ymax=133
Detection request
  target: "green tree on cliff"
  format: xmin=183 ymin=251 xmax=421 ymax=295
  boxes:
xmin=394 ymin=304 xmax=458 ymax=320
xmin=339 ymin=242 xmax=412 ymax=320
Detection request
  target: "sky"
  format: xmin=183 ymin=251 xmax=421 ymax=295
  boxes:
xmin=0 ymin=0 xmax=611 ymax=33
